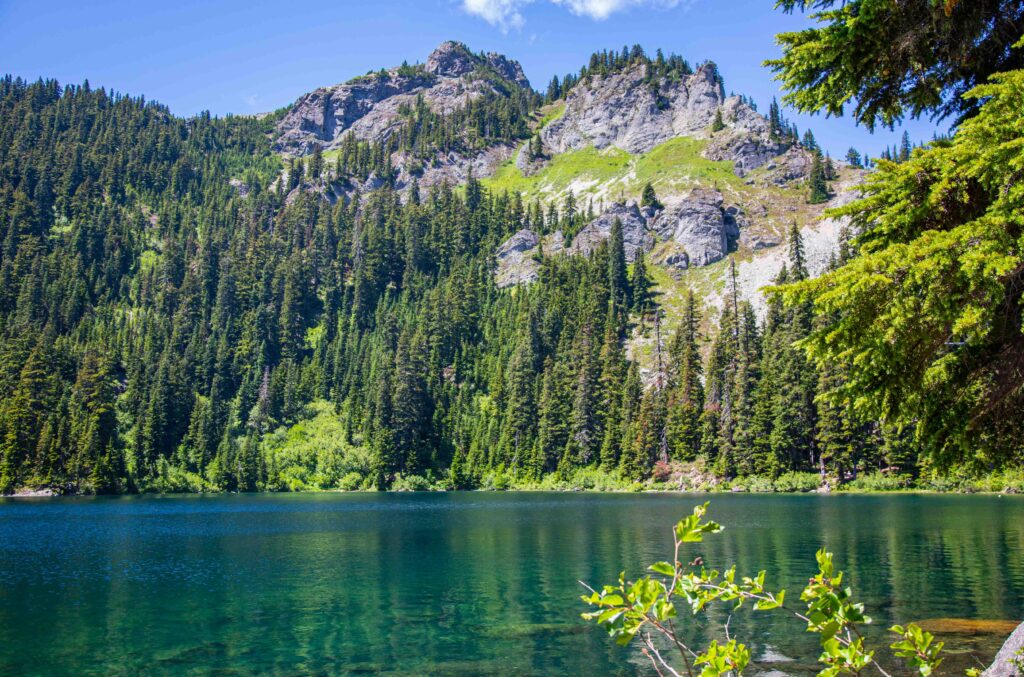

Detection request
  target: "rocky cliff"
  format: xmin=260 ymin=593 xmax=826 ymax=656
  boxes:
xmin=275 ymin=41 xmax=530 ymax=156
xmin=538 ymin=61 xmax=788 ymax=175
xmin=270 ymin=41 xmax=861 ymax=317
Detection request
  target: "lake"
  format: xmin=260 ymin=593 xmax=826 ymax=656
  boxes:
xmin=1 ymin=493 xmax=1022 ymax=675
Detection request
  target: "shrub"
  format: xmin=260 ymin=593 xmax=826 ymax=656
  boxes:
xmin=390 ymin=473 xmax=431 ymax=491
xmin=844 ymin=471 xmax=913 ymax=492
xmin=652 ymin=461 xmax=673 ymax=482
xmin=149 ymin=458 xmax=217 ymax=493
xmin=773 ymin=471 xmax=821 ymax=492
xmin=338 ymin=472 xmax=363 ymax=491
xmin=745 ymin=475 xmax=775 ymax=493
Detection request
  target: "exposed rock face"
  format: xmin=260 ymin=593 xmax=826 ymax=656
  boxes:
xmin=275 ymin=41 xmax=530 ymax=156
xmin=740 ymin=230 xmax=781 ymax=251
xmin=763 ymin=146 xmax=815 ymax=185
xmin=703 ymin=97 xmax=790 ymax=175
xmin=494 ymin=192 xmax=748 ymax=286
xmin=494 ymin=203 xmax=654 ymax=288
xmin=566 ymin=202 xmax=653 ymax=261
xmin=984 ymin=621 xmax=1024 ymax=676
xmin=402 ymin=144 xmax=516 ymax=193
xmin=426 ymin=42 xmax=529 ymax=88
xmin=495 ymin=228 xmax=541 ymax=288
xmin=538 ymin=62 xmax=788 ymax=176
xmin=540 ymin=63 xmax=725 ymax=155
xmin=651 ymin=189 xmax=735 ymax=266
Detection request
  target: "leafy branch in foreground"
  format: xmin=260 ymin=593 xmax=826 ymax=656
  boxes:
xmin=581 ymin=503 xmax=948 ymax=677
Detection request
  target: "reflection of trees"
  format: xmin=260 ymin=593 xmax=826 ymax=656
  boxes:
xmin=0 ymin=494 xmax=1021 ymax=674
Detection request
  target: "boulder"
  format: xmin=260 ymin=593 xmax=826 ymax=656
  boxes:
xmin=495 ymin=229 xmax=541 ymax=288
xmin=764 ymin=146 xmax=814 ymax=185
xmin=566 ymin=202 xmax=653 ymax=261
xmin=651 ymin=189 xmax=731 ymax=266
xmin=984 ymin=621 xmax=1024 ymax=676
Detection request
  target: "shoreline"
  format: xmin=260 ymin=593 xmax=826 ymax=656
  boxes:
xmin=6 ymin=486 xmax=1024 ymax=499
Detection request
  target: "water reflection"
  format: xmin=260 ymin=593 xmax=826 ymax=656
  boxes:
xmin=0 ymin=493 xmax=1021 ymax=675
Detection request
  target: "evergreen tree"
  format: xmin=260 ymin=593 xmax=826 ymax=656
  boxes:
xmin=807 ymin=151 xmax=830 ymax=204
xmin=629 ymin=251 xmax=652 ymax=314
xmin=711 ymin=108 xmax=725 ymax=132
xmin=607 ymin=218 xmax=628 ymax=311
xmin=666 ymin=290 xmax=704 ymax=460
xmin=640 ymin=182 xmax=661 ymax=210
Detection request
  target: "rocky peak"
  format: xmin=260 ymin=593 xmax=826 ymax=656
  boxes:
xmin=275 ymin=41 xmax=530 ymax=156
xmin=424 ymin=41 xmax=530 ymax=89
xmin=539 ymin=62 xmax=727 ymax=156
xmin=534 ymin=57 xmax=792 ymax=176
xmin=425 ymin=41 xmax=479 ymax=78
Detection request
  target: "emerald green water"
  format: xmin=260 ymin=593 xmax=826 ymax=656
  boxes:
xmin=1 ymin=493 xmax=1022 ymax=675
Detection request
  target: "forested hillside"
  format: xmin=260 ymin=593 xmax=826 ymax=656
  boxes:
xmin=0 ymin=37 xmax=1019 ymax=495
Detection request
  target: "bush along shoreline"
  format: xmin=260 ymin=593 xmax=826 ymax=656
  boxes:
xmin=10 ymin=460 xmax=1024 ymax=496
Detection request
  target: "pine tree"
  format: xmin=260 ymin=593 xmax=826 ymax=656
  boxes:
xmin=499 ymin=327 xmax=537 ymax=472
xmin=536 ymin=351 xmax=572 ymax=475
xmin=310 ymin=145 xmax=324 ymax=181
xmin=666 ymin=290 xmax=704 ymax=460
xmin=630 ymin=252 xmax=652 ymax=314
xmin=898 ymin=131 xmax=913 ymax=162
xmin=640 ymin=182 xmax=661 ymax=209
xmin=807 ymin=151 xmax=830 ymax=204
xmin=607 ymin=218 xmax=628 ymax=311
xmin=567 ymin=323 xmax=601 ymax=466
xmin=711 ymin=108 xmax=725 ymax=132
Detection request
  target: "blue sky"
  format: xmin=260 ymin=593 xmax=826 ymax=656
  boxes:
xmin=0 ymin=0 xmax=944 ymax=159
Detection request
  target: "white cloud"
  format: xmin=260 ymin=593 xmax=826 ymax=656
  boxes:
xmin=460 ymin=0 xmax=692 ymax=28
xmin=461 ymin=0 xmax=530 ymax=31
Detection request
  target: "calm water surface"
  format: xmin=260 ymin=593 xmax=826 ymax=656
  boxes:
xmin=1 ymin=493 xmax=1022 ymax=675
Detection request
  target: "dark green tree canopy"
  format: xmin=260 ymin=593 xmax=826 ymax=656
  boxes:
xmin=768 ymin=0 xmax=1024 ymax=129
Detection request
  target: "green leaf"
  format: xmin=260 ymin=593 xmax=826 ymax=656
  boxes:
xmin=649 ymin=561 xmax=676 ymax=576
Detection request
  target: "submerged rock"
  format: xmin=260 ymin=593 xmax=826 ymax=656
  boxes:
xmin=918 ymin=618 xmax=1022 ymax=636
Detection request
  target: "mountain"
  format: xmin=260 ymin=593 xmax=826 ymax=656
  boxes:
xmin=276 ymin=41 xmax=530 ymax=154
xmin=478 ymin=50 xmax=862 ymax=322
xmin=0 ymin=43 xmax=902 ymax=497
xmin=273 ymin=41 xmax=537 ymax=197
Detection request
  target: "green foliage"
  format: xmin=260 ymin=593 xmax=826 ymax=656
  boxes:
xmin=261 ymin=401 xmax=371 ymax=490
xmin=482 ymin=137 xmax=740 ymax=204
xmin=773 ymin=62 xmax=1024 ymax=468
xmin=640 ymin=182 xmax=661 ymax=210
xmin=766 ymin=0 xmax=1024 ymax=129
xmin=842 ymin=471 xmax=913 ymax=492
xmin=390 ymin=473 xmax=432 ymax=491
xmin=582 ymin=504 xmax=949 ymax=676
xmin=710 ymin=108 xmax=725 ymax=133
xmin=772 ymin=471 xmax=821 ymax=492
xmin=0 ymin=40 xmax=1018 ymax=496
xmin=807 ymin=151 xmax=830 ymax=203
